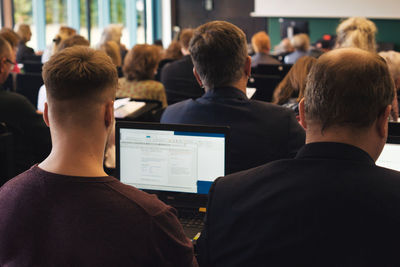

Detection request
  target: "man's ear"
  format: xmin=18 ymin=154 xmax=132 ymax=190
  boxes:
xmin=298 ymin=98 xmax=307 ymax=129
xmin=104 ymin=100 xmax=114 ymax=129
xmin=43 ymin=102 xmax=50 ymax=127
xmin=376 ymin=105 xmax=391 ymax=138
xmin=193 ymin=67 xmax=203 ymax=88
xmin=244 ymin=56 xmax=251 ymax=77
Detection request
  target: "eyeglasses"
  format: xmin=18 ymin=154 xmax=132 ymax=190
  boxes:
xmin=4 ymin=58 xmax=15 ymax=70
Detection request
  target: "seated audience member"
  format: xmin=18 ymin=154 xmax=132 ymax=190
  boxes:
xmin=98 ymin=24 xmax=128 ymax=63
xmin=250 ymin=31 xmax=280 ymax=67
xmin=156 ymin=40 xmax=183 ymax=81
xmin=0 ymin=46 xmax=197 ymax=266
xmin=0 ymin=37 xmax=51 ymax=177
xmin=335 ymin=17 xmax=377 ymax=52
xmin=272 ymin=37 xmax=294 ymax=62
xmin=16 ymin=24 xmax=36 ymax=62
xmin=284 ymin=33 xmax=310 ymax=64
xmin=41 ymin=26 xmax=76 ymax=63
xmin=37 ymin=35 xmax=90 ymax=112
xmin=197 ymin=48 xmax=400 ymax=266
xmin=161 ymin=21 xmax=305 ymax=174
xmin=117 ymin=44 xmax=167 ymax=108
xmin=99 ymin=40 xmax=123 ymax=77
xmin=273 ymin=56 xmax=316 ymax=115
xmin=380 ymin=50 xmax=400 ymax=120
xmin=161 ymin=28 xmax=204 ymax=105
xmin=0 ymin=28 xmax=21 ymax=73
xmin=251 ymin=31 xmax=281 ymax=67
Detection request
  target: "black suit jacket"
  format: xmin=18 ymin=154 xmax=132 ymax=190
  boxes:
xmin=160 ymin=55 xmax=204 ymax=105
xmin=161 ymin=87 xmax=305 ymax=173
xmin=197 ymin=142 xmax=400 ymax=266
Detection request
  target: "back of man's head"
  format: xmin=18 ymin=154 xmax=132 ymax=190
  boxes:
xmin=304 ymin=48 xmax=394 ymax=132
xmin=42 ymin=46 xmax=118 ymax=125
xmin=251 ymin=31 xmax=271 ymax=53
xmin=189 ymin=21 xmax=248 ymax=89
xmin=179 ymin=28 xmax=194 ymax=50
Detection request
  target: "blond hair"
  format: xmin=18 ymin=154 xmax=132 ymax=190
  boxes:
xmin=100 ymin=41 xmax=122 ymax=67
xmin=291 ymin=34 xmax=310 ymax=52
xmin=336 ymin=17 xmax=377 ymax=53
xmin=16 ymin=24 xmax=31 ymax=43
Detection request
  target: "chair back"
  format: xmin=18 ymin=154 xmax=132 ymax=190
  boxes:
xmin=16 ymin=73 xmax=44 ymax=108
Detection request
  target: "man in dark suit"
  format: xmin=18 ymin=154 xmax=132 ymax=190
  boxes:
xmin=161 ymin=21 xmax=305 ymax=174
xmin=161 ymin=28 xmax=205 ymax=105
xmin=197 ymin=48 xmax=400 ymax=266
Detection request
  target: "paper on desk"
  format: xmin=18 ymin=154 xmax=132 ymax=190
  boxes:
xmin=246 ymin=88 xmax=256 ymax=99
xmin=114 ymin=101 xmax=146 ymax=118
xmin=114 ymin=98 xmax=131 ymax=109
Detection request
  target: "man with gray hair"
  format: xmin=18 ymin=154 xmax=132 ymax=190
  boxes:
xmin=161 ymin=21 xmax=305 ymax=174
xmin=197 ymin=48 xmax=400 ymax=266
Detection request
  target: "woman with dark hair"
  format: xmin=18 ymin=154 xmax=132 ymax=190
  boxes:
xmin=273 ymin=56 xmax=316 ymax=115
xmin=117 ymin=44 xmax=167 ymax=107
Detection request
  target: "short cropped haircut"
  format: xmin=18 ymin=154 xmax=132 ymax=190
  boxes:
xmin=0 ymin=28 xmax=20 ymax=48
xmin=123 ymin=44 xmax=160 ymax=81
xmin=189 ymin=21 xmax=248 ymax=89
xmin=179 ymin=29 xmax=194 ymax=50
xmin=291 ymin=34 xmax=310 ymax=52
xmin=336 ymin=17 xmax=377 ymax=53
xmin=251 ymin=31 xmax=271 ymax=53
xmin=304 ymin=48 xmax=394 ymax=131
xmin=57 ymin=35 xmax=90 ymax=52
xmin=43 ymin=46 xmax=118 ymax=102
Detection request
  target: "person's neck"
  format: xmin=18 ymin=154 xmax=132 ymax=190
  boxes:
xmin=305 ymin=125 xmax=383 ymax=161
xmin=39 ymin=130 xmax=108 ymax=177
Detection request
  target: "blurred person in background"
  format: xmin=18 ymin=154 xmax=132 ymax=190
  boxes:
xmin=117 ymin=44 xmax=167 ymax=107
xmin=284 ymin=33 xmax=310 ymax=64
xmin=16 ymin=24 xmax=37 ymax=63
xmin=98 ymin=24 xmax=128 ymax=64
xmin=0 ymin=28 xmax=21 ymax=73
xmin=251 ymin=31 xmax=280 ymax=67
xmin=41 ymin=26 xmax=76 ymax=63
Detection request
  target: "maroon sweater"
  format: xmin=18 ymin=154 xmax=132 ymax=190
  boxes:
xmin=0 ymin=165 xmax=198 ymax=267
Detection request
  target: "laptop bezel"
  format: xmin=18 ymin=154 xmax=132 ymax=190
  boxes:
xmin=115 ymin=121 xmax=230 ymax=197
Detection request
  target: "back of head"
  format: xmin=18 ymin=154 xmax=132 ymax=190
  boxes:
xmin=273 ymin=56 xmax=316 ymax=104
xmin=164 ymin=40 xmax=183 ymax=60
xmin=53 ymin=26 xmax=77 ymax=51
xmin=189 ymin=21 xmax=248 ymax=89
xmin=123 ymin=44 xmax=161 ymax=81
xmin=304 ymin=48 xmax=393 ymax=131
xmin=16 ymin=24 xmax=31 ymax=43
xmin=100 ymin=41 xmax=122 ymax=67
xmin=179 ymin=29 xmax=194 ymax=50
xmin=251 ymin=31 xmax=271 ymax=53
xmin=43 ymin=46 xmax=118 ymax=123
xmin=379 ymin=51 xmax=400 ymax=86
xmin=57 ymin=35 xmax=90 ymax=52
xmin=336 ymin=17 xmax=377 ymax=53
xmin=0 ymin=28 xmax=20 ymax=48
xmin=100 ymin=24 xmax=123 ymax=45
xmin=291 ymin=34 xmax=310 ymax=52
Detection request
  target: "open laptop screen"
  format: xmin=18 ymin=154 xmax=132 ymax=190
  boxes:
xmin=116 ymin=122 xmax=229 ymax=194
xmin=376 ymin=135 xmax=400 ymax=172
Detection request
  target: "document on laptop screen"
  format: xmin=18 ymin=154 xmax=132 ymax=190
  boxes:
xmin=376 ymin=143 xmax=400 ymax=171
xmin=119 ymin=128 xmax=225 ymax=193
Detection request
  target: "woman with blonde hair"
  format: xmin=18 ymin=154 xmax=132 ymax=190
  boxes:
xmin=273 ymin=56 xmax=317 ymax=115
xmin=41 ymin=26 xmax=76 ymax=63
xmin=98 ymin=24 xmax=128 ymax=63
xmin=335 ymin=17 xmax=377 ymax=52
xmin=117 ymin=44 xmax=167 ymax=107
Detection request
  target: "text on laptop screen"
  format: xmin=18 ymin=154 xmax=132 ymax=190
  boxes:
xmin=119 ymin=128 xmax=225 ymax=194
xmin=376 ymin=143 xmax=400 ymax=171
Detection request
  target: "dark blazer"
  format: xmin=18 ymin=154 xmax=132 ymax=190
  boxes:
xmin=161 ymin=87 xmax=305 ymax=174
xmin=160 ymin=55 xmax=204 ymax=105
xmin=197 ymin=142 xmax=400 ymax=267
xmin=0 ymin=88 xmax=51 ymax=176
xmin=16 ymin=42 xmax=35 ymax=63
xmin=251 ymin=52 xmax=281 ymax=67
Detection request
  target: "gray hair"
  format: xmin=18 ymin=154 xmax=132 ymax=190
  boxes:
xmin=379 ymin=51 xmax=400 ymax=84
xmin=336 ymin=17 xmax=377 ymax=52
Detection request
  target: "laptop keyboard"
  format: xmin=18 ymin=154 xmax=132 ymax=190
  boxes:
xmin=178 ymin=209 xmax=205 ymax=239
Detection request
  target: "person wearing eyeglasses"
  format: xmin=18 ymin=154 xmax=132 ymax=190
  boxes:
xmin=0 ymin=36 xmax=51 ymax=182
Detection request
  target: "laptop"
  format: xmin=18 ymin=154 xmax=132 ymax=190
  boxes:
xmin=115 ymin=121 xmax=229 ymax=239
xmin=376 ymin=122 xmax=400 ymax=171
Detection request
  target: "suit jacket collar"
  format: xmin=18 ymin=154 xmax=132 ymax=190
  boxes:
xmin=202 ymin=86 xmax=248 ymax=100
xmin=296 ymin=142 xmax=375 ymax=165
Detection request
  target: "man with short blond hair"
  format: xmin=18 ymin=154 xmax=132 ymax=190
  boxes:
xmin=0 ymin=46 xmax=197 ymax=266
xmin=198 ymin=48 xmax=400 ymax=266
